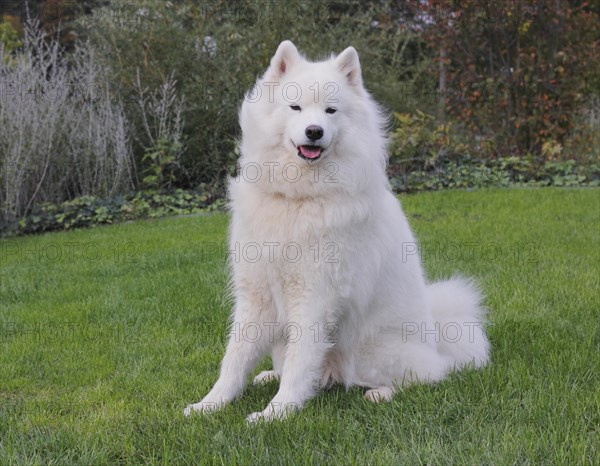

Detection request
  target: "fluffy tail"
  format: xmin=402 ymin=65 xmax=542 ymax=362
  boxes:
xmin=428 ymin=277 xmax=490 ymax=369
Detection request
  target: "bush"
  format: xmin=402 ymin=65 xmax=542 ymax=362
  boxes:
xmin=388 ymin=105 xmax=599 ymax=190
xmin=2 ymin=188 xmax=221 ymax=237
xmin=390 ymin=110 xmax=461 ymax=161
xmin=423 ymin=1 xmax=600 ymax=157
xmin=0 ymin=20 xmax=22 ymax=61
xmin=74 ymin=0 xmax=435 ymax=186
xmin=133 ymin=70 xmax=186 ymax=190
xmin=389 ymin=156 xmax=599 ymax=193
xmin=0 ymin=19 xmax=134 ymax=224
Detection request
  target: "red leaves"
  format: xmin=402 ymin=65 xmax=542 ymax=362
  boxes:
xmin=420 ymin=0 xmax=599 ymax=155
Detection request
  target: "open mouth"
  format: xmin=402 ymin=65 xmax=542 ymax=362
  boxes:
xmin=297 ymin=145 xmax=323 ymax=161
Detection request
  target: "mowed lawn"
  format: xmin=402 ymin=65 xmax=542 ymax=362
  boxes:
xmin=1 ymin=188 xmax=598 ymax=465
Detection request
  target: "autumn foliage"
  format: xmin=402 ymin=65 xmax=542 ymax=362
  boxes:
xmin=420 ymin=0 xmax=599 ymax=157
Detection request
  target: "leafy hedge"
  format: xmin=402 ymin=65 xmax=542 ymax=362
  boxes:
xmin=1 ymin=160 xmax=597 ymax=238
xmin=0 ymin=188 xmax=224 ymax=238
xmin=389 ymin=157 xmax=599 ymax=193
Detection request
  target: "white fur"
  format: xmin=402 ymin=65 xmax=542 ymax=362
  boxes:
xmin=184 ymin=41 xmax=490 ymax=422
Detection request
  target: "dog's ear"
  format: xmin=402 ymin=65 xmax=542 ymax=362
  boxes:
xmin=336 ymin=46 xmax=362 ymax=87
xmin=268 ymin=40 xmax=300 ymax=80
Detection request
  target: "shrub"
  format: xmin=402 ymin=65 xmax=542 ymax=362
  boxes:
xmin=4 ymin=188 xmax=217 ymax=237
xmin=75 ymin=0 xmax=223 ymax=186
xmin=390 ymin=110 xmax=456 ymax=161
xmin=0 ymin=19 xmax=134 ymax=224
xmin=74 ymin=0 xmax=435 ymax=186
xmin=0 ymin=20 xmax=22 ymax=61
xmin=134 ymin=70 xmax=186 ymax=190
xmin=422 ymin=0 xmax=600 ymax=157
xmin=389 ymin=155 xmax=599 ymax=193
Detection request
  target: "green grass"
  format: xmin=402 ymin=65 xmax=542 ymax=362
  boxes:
xmin=1 ymin=188 xmax=598 ymax=465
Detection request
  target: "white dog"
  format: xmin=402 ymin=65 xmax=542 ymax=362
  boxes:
xmin=185 ymin=41 xmax=490 ymax=422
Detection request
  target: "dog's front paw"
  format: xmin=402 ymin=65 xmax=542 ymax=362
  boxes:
xmin=246 ymin=408 xmax=283 ymax=424
xmin=183 ymin=400 xmax=225 ymax=417
xmin=245 ymin=410 xmax=268 ymax=424
xmin=245 ymin=401 xmax=300 ymax=424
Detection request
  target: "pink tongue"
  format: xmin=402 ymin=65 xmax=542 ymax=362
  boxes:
xmin=299 ymin=145 xmax=321 ymax=159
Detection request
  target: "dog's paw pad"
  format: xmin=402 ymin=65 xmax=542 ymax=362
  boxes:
xmin=364 ymin=386 xmax=394 ymax=403
xmin=252 ymin=370 xmax=280 ymax=385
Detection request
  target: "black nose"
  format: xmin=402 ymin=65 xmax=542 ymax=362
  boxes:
xmin=305 ymin=125 xmax=324 ymax=141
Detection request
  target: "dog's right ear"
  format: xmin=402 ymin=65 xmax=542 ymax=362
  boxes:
xmin=267 ymin=40 xmax=300 ymax=80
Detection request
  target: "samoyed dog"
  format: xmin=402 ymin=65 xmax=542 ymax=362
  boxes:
xmin=185 ymin=41 xmax=489 ymax=422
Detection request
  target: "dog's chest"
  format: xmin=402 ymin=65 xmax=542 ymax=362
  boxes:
xmin=234 ymin=189 xmax=370 ymax=244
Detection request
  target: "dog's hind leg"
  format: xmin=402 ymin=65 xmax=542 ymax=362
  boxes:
xmin=253 ymin=371 xmax=279 ymax=385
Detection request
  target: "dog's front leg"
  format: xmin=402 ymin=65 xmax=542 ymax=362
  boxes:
xmin=184 ymin=295 xmax=272 ymax=416
xmin=246 ymin=316 xmax=332 ymax=423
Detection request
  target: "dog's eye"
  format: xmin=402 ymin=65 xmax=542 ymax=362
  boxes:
xmin=290 ymin=105 xmax=301 ymax=111
xmin=325 ymin=107 xmax=337 ymax=114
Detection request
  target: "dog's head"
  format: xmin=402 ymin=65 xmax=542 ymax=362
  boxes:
xmin=262 ymin=41 xmax=363 ymax=163
xmin=237 ymin=41 xmax=387 ymax=196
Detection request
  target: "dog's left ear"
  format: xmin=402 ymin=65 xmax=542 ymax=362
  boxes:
xmin=268 ymin=40 xmax=300 ymax=80
xmin=336 ymin=46 xmax=362 ymax=87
